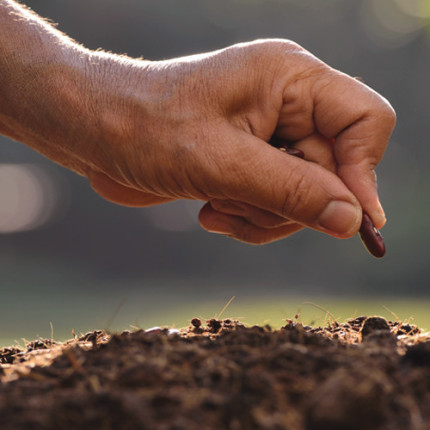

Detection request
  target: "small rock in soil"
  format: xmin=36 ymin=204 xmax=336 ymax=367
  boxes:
xmin=360 ymin=316 xmax=390 ymax=339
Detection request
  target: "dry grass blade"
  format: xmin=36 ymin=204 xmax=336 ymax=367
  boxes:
xmin=215 ymin=296 xmax=236 ymax=320
xmin=302 ymin=301 xmax=337 ymax=324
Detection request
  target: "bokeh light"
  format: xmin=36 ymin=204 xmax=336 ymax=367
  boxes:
xmin=360 ymin=0 xmax=429 ymax=48
xmin=395 ymin=0 xmax=430 ymax=19
xmin=0 ymin=164 xmax=62 ymax=234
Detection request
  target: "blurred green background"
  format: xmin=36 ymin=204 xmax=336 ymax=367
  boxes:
xmin=1 ymin=0 xmax=430 ymax=346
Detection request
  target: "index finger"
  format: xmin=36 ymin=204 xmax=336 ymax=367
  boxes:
xmin=312 ymin=71 xmax=396 ymax=228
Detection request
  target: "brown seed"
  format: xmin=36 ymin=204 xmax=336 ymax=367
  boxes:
xmin=285 ymin=147 xmax=305 ymax=159
xmin=358 ymin=212 xmax=386 ymax=258
xmin=271 ymin=137 xmax=304 ymax=159
xmin=278 ymin=144 xmax=385 ymax=258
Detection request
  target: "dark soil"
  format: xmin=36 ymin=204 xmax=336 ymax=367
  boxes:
xmin=1 ymin=316 xmax=430 ymax=430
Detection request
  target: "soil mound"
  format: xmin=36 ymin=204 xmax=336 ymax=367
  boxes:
xmin=1 ymin=317 xmax=429 ymax=429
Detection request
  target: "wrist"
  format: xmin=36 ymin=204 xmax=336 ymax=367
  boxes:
xmin=82 ymin=52 xmax=158 ymax=179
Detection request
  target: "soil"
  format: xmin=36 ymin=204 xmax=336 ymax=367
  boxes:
xmin=1 ymin=316 xmax=430 ymax=430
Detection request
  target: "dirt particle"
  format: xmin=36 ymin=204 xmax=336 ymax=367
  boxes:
xmin=78 ymin=330 xmax=105 ymax=343
xmin=396 ymin=323 xmax=420 ymax=336
xmin=191 ymin=318 xmax=201 ymax=328
xmin=347 ymin=316 xmax=368 ymax=328
xmin=26 ymin=339 xmax=56 ymax=352
xmin=360 ymin=316 xmax=390 ymax=340
xmin=207 ymin=318 xmax=222 ymax=333
xmin=0 ymin=347 xmax=22 ymax=364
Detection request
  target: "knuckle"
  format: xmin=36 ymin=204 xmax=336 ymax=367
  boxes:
xmin=235 ymin=38 xmax=308 ymax=70
xmin=257 ymin=39 xmax=303 ymax=55
xmin=244 ymin=38 xmax=302 ymax=53
xmin=379 ymin=100 xmax=397 ymax=130
xmin=364 ymin=92 xmax=396 ymax=131
xmin=280 ymin=169 xmax=312 ymax=221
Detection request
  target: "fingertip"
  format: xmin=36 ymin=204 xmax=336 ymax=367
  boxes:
xmin=370 ymin=197 xmax=386 ymax=229
xmin=317 ymin=200 xmax=362 ymax=238
xmin=337 ymin=164 xmax=387 ymax=231
xmin=198 ymin=202 xmax=235 ymax=234
xmin=198 ymin=202 xmax=214 ymax=229
xmin=370 ymin=210 xmax=386 ymax=230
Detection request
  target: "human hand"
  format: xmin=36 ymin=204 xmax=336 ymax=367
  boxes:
xmin=85 ymin=39 xmax=395 ymax=244
xmin=0 ymin=10 xmax=394 ymax=245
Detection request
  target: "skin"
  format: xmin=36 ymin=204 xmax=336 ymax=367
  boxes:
xmin=0 ymin=0 xmax=396 ymax=245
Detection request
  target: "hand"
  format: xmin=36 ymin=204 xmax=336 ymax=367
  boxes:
xmin=86 ymin=40 xmax=395 ymax=244
xmin=0 ymin=7 xmax=395 ymax=246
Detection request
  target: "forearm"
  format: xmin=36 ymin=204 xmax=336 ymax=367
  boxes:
xmin=0 ymin=1 xmax=88 ymax=171
xmin=0 ymin=0 xmax=129 ymax=175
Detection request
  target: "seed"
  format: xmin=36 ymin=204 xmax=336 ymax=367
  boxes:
xmin=277 ymin=143 xmax=386 ymax=258
xmin=270 ymin=137 xmax=304 ymax=159
xmin=358 ymin=212 xmax=386 ymax=258
xmin=285 ymin=147 xmax=305 ymax=159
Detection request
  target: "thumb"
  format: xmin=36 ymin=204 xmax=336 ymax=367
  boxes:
xmin=214 ymin=132 xmax=362 ymax=238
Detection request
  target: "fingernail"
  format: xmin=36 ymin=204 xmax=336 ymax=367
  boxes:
xmin=372 ymin=204 xmax=387 ymax=229
xmin=318 ymin=200 xmax=360 ymax=236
